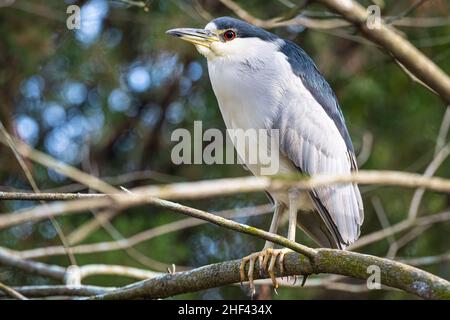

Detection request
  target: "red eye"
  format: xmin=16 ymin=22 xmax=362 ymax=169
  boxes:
xmin=223 ymin=30 xmax=236 ymax=41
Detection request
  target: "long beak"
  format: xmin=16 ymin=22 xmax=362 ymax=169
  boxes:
xmin=166 ymin=28 xmax=220 ymax=48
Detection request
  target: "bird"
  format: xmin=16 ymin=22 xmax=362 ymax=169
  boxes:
xmin=167 ymin=16 xmax=364 ymax=295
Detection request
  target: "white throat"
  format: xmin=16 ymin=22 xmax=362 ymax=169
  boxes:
xmin=205 ymin=38 xmax=287 ymax=130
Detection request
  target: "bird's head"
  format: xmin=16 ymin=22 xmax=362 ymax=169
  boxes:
xmin=166 ymin=17 xmax=279 ymax=62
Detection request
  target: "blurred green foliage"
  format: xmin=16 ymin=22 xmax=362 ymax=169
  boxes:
xmin=0 ymin=0 xmax=449 ymax=299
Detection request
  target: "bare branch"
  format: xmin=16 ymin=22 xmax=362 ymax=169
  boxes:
xmin=1 ymin=247 xmax=162 ymax=282
xmin=399 ymin=252 xmax=450 ymax=266
xmin=0 ymin=121 xmax=78 ymax=265
xmin=371 ymin=196 xmax=397 ymax=251
xmin=67 ymin=209 xmax=119 ymax=245
xmin=435 ymin=106 xmax=450 ymax=156
xmin=90 ymin=250 xmax=450 ymax=300
xmin=79 ymin=264 xmax=160 ymax=280
xmin=408 ymin=144 xmax=450 ymax=219
xmin=314 ymin=0 xmax=450 ymax=103
xmin=0 ymin=135 xmax=119 ymax=194
xmin=0 ymin=285 xmax=115 ymax=298
xmin=387 ymin=225 xmax=431 ymax=258
xmin=350 ymin=211 xmax=450 ymax=250
xmin=218 ymin=0 xmax=450 ymax=103
xmin=0 ymin=281 xmax=28 ymax=300
xmin=0 ymin=247 xmax=66 ymax=281
xmin=385 ymin=0 xmax=430 ymax=25
xmin=356 ymin=131 xmax=373 ymax=167
xmin=13 ymin=204 xmax=273 ymax=259
xmin=2 ymin=170 xmax=450 ymax=230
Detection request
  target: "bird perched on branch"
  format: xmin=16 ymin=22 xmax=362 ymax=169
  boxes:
xmin=167 ymin=17 xmax=364 ymax=295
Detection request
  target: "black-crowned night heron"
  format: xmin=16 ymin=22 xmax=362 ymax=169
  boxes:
xmin=167 ymin=17 xmax=364 ymax=294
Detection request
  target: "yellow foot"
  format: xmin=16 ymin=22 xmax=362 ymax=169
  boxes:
xmin=239 ymin=248 xmax=292 ymax=296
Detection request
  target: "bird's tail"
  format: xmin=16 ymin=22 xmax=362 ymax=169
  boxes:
xmin=296 ymin=210 xmax=346 ymax=250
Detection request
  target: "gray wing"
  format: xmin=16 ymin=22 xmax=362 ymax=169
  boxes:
xmin=280 ymin=40 xmax=355 ymax=153
xmin=272 ymin=90 xmax=363 ymax=249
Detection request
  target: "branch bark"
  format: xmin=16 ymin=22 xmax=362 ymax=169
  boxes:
xmin=2 ymin=170 xmax=450 ymax=230
xmin=218 ymin=0 xmax=450 ymax=103
xmin=0 ymin=282 xmax=28 ymax=300
xmin=13 ymin=205 xmax=273 ymax=259
xmin=0 ymin=247 xmax=66 ymax=281
xmin=91 ymin=250 xmax=450 ymax=300
xmin=0 ymin=248 xmax=161 ymax=282
xmin=0 ymin=285 xmax=115 ymax=298
xmin=314 ymin=0 xmax=450 ymax=103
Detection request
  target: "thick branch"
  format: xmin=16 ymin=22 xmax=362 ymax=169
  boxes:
xmin=219 ymin=0 xmax=450 ymax=102
xmin=91 ymin=250 xmax=450 ymax=300
xmin=2 ymin=210 xmax=449 ymax=300
xmin=314 ymin=0 xmax=450 ymax=103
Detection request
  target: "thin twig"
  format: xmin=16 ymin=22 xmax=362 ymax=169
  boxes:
xmin=356 ymin=131 xmax=373 ymax=167
xmin=0 ymin=135 xmax=119 ymax=194
xmin=0 ymin=285 xmax=115 ymax=298
xmin=371 ymin=196 xmax=397 ymax=252
xmin=2 ymin=170 xmax=450 ymax=230
xmin=385 ymin=0 xmax=430 ymax=25
xmin=386 ymin=225 xmax=431 ymax=258
xmin=435 ymin=106 xmax=450 ymax=156
xmin=0 ymin=122 xmax=78 ymax=266
xmin=14 ymin=204 xmax=273 ymax=259
xmin=350 ymin=211 xmax=450 ymax=250
xmin=0 ymin=281 xmax=28 ymax=300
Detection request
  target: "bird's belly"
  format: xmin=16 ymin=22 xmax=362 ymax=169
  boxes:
xmin=215 ymin=88 xmax=276 ymax=173
xmin=219 ymin=95 xmax=269 ymax=131
xmin=225 ymin=116 xmax=316 ymax=211
xmin=270 ymin=189 xmax=314 ymax=211
xmin=220 ymin=102 xmax=278 ymax=176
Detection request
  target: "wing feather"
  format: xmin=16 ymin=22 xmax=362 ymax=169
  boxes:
xmin=273 ymin=40 xmax=364 ymax=248
xmin=273 ymin=94 xmax=363 ymax=248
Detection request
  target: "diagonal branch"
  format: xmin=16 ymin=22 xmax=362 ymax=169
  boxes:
xmin=314 ymin=0 xmax=450 ymax=104
xmin=14 ymin=204 xmax=273 ymax=259
xmin=91 ymin=250 xmax=450 ymax=300
xmin=218 ymin=0 xmax=450 ymax=103
xmin=0 ymin=281 xmax=28 ymax=300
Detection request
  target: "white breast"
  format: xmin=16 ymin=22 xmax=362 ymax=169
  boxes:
xmin=205 ymin=40 xmax=330 ymax=210
xmin=207 ymin=42 xmax=302 ymax=170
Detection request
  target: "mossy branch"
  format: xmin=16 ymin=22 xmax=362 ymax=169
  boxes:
xmin=91 ymin=250 xmax=450 ymax=300
xmin=86 ymin=199 xmax=449 ymax=300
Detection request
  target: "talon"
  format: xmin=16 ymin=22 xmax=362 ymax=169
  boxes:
xmin=258 ymin=254 xmax=264 ymax=276
xmin=301 ymin=274 xmax=309 ymax=287
xmin=268 ymin=251 xmax=279 ymax=288
xmin=239 ymin=248 xmax=294 ymax=297
xmin=248 ymin=255 xmax=256 ymax=296
xmin=261 ymin=249 xmax=271 ymax=274
xmin=239 ymin=256 xmax=249 ymax=286
xmin=278 ymin=251 xmax=286 ymax=277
